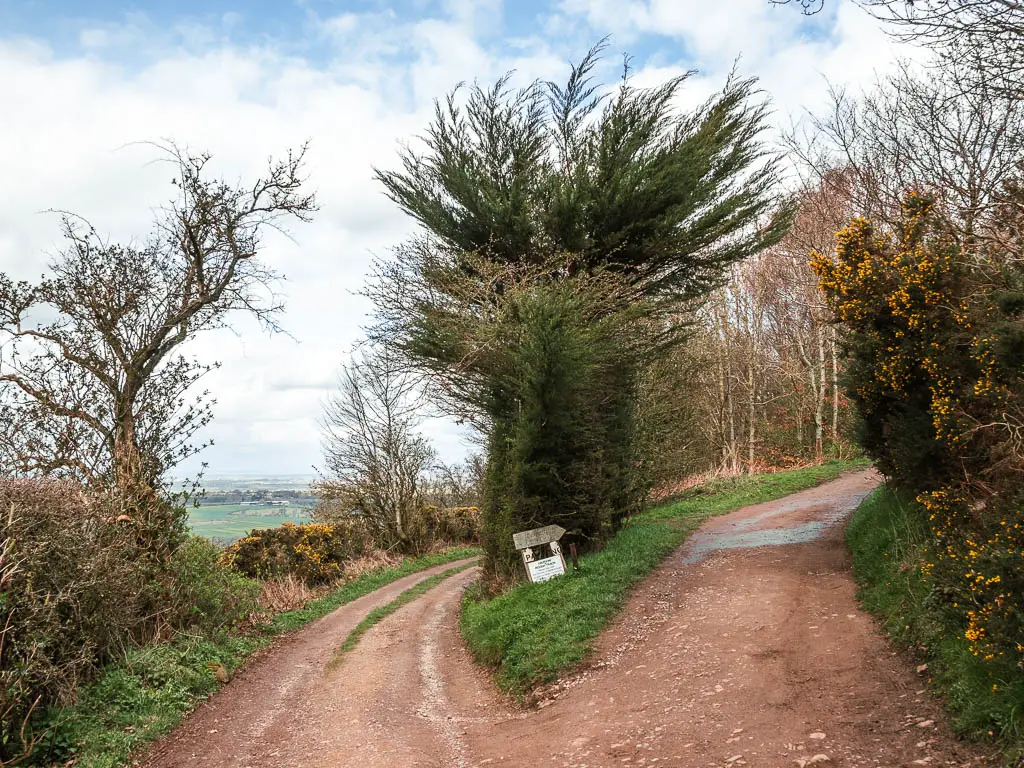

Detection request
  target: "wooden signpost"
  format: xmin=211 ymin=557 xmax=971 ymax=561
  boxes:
xmin=512 ymin=524 xmax=567 ymax=583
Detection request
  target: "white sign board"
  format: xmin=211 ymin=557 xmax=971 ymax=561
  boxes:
xmin=513 ymin=524 xmax=566 ymax=551
xmin=526 ymin=555 xmax=566 ymax=583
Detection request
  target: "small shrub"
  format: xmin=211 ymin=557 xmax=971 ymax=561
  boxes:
xmin=221 ymin=520 xmax=371 ymax=584
xmin=405 ymin=505 xmax=481 ymax=551
xmin=166 ymin=537 xmax=259 ymax=633
xmin=427 ymin=505 xmax=480 ymax=544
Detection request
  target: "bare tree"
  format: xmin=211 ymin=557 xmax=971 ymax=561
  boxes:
xmin=774 ymin=0 xmax=1024 ymax=94
xmin=317 ymin=347 xmax=435 ymax=548
xmin=784 ymin=56 xmax=1024 ymax=240
xmin=422 ymin=453 xmax=485 ymax=509
xmin=864 ymin=0 xmax=1024 ymax=87
xmin=0 ymin=143 xmax=316 ymax=506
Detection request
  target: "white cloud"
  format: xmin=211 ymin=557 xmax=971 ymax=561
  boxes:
xmin=0 ymin=1 xmax=917 ymax=478
xmin=558 ymin=0 xmax=915 ymax=120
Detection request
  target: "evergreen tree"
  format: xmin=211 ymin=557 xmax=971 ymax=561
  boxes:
xmin=368 ymin=43 xmax=790 ymax=579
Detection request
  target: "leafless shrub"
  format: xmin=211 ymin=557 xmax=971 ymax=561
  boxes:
xmin=340 ymin=550 xmax=404 ymax=581
xmin=258 ymin=574 xmax=322 ymax=614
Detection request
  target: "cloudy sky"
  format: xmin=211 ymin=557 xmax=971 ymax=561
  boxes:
xmin=0 ymin=0 xmax=908 ymax=478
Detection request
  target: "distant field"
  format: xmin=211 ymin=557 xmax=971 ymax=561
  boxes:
xmin=187 ymin=503 xmax=313 ymax=543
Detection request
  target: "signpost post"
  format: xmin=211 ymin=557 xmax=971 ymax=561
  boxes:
xmin=512 ymin=524 xmax=567 ymax=583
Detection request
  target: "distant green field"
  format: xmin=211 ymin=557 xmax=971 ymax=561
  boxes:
xmin=187 ymin=503 xmax=312 ymax=543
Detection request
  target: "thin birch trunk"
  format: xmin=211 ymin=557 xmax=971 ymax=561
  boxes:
xmin=815 ymin=324 xmax=826 ymax=459
xmin=831 ymin=325 xmax=840 ymax=440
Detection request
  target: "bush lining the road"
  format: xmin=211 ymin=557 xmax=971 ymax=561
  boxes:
xmin=220 ymin=519 xmax=372 ymax=584
xmin=846 ymin=486 xmax=1023 ymax=757
xmin=37 ymin=545 xmax=479 ymax=768
xmin=460 ymin=460 xmax=868 ymax=695
xmin=0 ymin=480 xmax=257 ymax=766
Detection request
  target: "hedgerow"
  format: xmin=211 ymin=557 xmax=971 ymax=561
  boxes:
xmin=0 ymin=479 xmax=255 ymax=765
xmin=813 ymin=193 xmax=1024 ymax=704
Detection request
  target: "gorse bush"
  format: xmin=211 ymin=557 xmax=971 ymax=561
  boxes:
xmin=814 ymin=193 xmax=1024 ymax=682
xmin=221 ymin=521 xmax=371 ymax=584
xmin=847 ymin=488 xmax=1024 ymax=746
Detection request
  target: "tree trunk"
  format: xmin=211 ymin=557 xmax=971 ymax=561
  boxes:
xmin=815 ymin=325 xmax=826 ymax=459
xmin=717 ymin=351 xmax=729 ymax=468
xmin=831 ymin=325 xmax=840 ymax=440
xmin=727 ymin=371 xmax=738 ymax=473
xmin=747 ymin=355 xmax=756 ymax=473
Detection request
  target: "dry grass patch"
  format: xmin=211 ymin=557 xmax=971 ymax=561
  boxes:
xmin=259 ymin=574 xmax=323 ymax=613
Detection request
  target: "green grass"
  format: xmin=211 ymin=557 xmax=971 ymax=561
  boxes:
xmin=333 ymin=562 xmax=477 ymax=662
xmin=43 ymin=546 xmax=480 ymax=768
xmin=846 ymin=487 xmax=1024 ymax=758
xmin=186 ymin=503 xmax=313 ymax=542
xmin=269 ymin=547 xmax=479 ymax=633
xmin=460 ymin=459 xmax=868 ymax=695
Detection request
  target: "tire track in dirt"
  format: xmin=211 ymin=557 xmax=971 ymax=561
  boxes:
xmin=143 ymin=558 xmax=478 ymax=768
xmin=446 ymin=470 xmax=995 ymax=767
xmin=146 ymin=471 xmax=998 ymax=767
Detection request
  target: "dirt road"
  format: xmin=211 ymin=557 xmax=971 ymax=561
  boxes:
xmin=146 ymin=471 xmax=995 ymax=768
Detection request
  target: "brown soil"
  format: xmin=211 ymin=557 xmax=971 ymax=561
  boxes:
xmin=144 ymin=470 xmax=998 ymax=768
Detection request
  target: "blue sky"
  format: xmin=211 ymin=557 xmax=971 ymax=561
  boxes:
xmin=0 ymin=0 xmax=904 ymax=477
xmin=0 ymin=0 xmax=842 ymax=73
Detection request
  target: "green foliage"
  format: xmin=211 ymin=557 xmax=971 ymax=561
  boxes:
xmin=461 ymin=461 xmax=862 ymax=694
xmin=369 ymin=43 xmax=790 ymax=580
xmin=221 ymin=521 xmax=371 ymax=584
xmin=166 ymin=537 xmax=258 ymax=634
xmin=41 ymin=633 xmax=264 ymax=768
xmin=479 ymin=280 xmax=645 ymax=577
xmin=376 ymin=43 xmax=789 ymax=296
xmin=815 ymin=195 xmax=1024 ymax=680
xmin=846 ymin=487 xmax=1023 ymax=755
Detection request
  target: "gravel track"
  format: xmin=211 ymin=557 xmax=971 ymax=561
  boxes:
xmin=145 ymin=471 xmax=997 ymax=768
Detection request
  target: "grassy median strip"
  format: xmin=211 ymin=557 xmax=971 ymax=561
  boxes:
xmin=270 ymin=546 xmax=479 ymax=632
xmin=460 ymin=459 xmax=868 ymax=695
xmin=50 ymin=545 xmax=481 ymax=768
xmin=334 ymin=562 xmax=478 ymax=663
xmin=846 ymin=488 xmax=1023 ymax=755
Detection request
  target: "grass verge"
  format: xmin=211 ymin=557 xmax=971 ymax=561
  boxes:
xmin=846 ymin=487 xmax=1023 ymax=757
xmin=333 ymin=562 xmax=477 ymax=663
xmin=43 ymin=546 xmax=480 ymax=768
xmin=460 ymin=459 xmax=868 ymax=695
